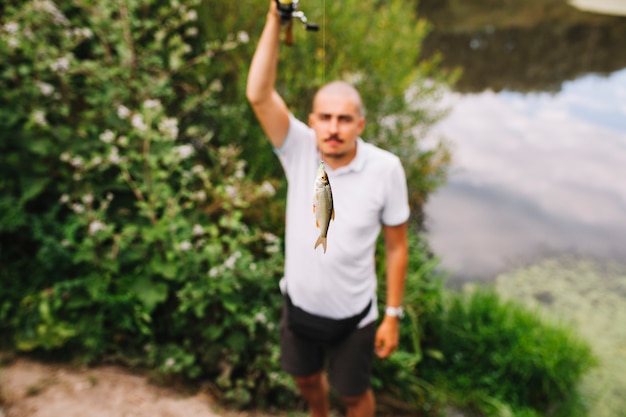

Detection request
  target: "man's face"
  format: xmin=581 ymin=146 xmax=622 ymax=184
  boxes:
xmin=309 ymin=93 xmax=365 ymax=167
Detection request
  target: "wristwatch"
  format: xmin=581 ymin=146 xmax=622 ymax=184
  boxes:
xmin=385 ymin=306 xmax=404 ymax=318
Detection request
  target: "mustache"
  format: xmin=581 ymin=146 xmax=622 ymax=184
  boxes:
xmin=324 ymin=135 xmax=344 ymax=143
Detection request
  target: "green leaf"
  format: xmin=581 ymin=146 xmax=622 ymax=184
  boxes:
xmin=131 ymin=276 xmax=168 ymax=312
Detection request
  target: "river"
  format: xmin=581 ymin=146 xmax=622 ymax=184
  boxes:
xmin=419 ymin=0 xmax=626 ymax=284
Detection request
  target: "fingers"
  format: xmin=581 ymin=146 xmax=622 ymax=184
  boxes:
xmin=375 ymin=344 xmax=392 ymax=359
xmin=269 ymin=0 xmax=278 ymax=16
xmin=374 ymin=328 xmax=398 ymax=359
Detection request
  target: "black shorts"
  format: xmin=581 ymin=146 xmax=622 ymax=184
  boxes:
xmin=280 ymin=303 xmax=377 ymax=397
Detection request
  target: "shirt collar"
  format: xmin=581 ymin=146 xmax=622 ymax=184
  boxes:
xmin=323 ymin=138 xmax=367 ymax=176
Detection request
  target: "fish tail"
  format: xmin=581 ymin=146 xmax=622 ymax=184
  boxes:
xmin=314 ymin=236 xmax=327 ymax=253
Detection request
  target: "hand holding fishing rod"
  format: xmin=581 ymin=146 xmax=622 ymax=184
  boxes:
xmin=275 ymin=0 xmax=319 ymax=46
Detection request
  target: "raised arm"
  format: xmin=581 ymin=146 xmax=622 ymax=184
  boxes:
xmin=246 ymin=0 xmax=291 ymax=149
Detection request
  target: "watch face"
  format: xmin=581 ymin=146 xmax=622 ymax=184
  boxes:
xmin=385 ymin=306 xmax=403 ymax=317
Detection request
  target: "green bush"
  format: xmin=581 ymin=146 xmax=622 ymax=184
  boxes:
xmin=420 ymin=288 xmax=596 ymax=416
xmin=0 ymin=0 xmax=290 ymax=406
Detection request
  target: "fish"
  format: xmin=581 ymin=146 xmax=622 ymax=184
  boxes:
xmin=313 ymin=161 xmax=334 ymax=253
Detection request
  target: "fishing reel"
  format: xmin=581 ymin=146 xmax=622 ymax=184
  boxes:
xmin=276 ymin=0 xmax=319 ymax=45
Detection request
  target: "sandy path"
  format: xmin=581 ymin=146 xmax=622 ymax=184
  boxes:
xmin=0 ymin=357 xmax=222 ymax=417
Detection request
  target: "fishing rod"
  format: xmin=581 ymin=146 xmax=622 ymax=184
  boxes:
xmin=276 ymin=0 xmax=319 ymax=46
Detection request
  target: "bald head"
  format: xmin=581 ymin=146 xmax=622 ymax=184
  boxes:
xmin=313 ymin=81 xmax=365 ymax=117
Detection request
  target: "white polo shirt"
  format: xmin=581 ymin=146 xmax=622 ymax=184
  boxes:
xmin=276 ymin=114 xmax=410 ymax=326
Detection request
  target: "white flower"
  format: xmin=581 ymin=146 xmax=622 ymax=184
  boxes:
xmin=260 ymin=181 xmax=276 ymax=196
xmin=143 ymin=99 xmax=161 ymax=109
xmin=184 ymin=10 xmax=198 ymax=21
xmin=90 ymin=156 xmax=103 ymax=167
xmin=60 ymin=152 xmax=71 ymax=162
xmin=224 ymin=185 xmax=237 ymax=199
xmin=59 ymin=194 xmax=70 ymax=204
xmin=223 ymin=252 xmax=241 ymax=270
xmin=50 ymin=56 xmax=71 ymax=73
xmin=3 ymin=22 xmax=18 ymax=34
xmin=192 ymin=224 xmax=204 ymax=236
xmin=8 ymin=37 xmax=18 ymax=49
xmin=117 ymin=105 xmax=131 ymax=119
xmin=165 ymin=358 xmax=176 ymax=368
xmin=108 ymin=147 xmax=121 ymax=164
xmin=70 ymin=203 xmax=85 ymax=214
xmin=88 ymin=220 xmax=106 ymax=235
xmin=254 ymin=312 xmax=267 ymax=323
xmin=192 ymin=190 xmax=206 ymax=202
xmin=159 ymin=117 xmax=179 ymax=140
xmin=70 ymin=156 xmax=84 ymax=168
xmin=266 ymin=243 xmax=280 ymax=254
xmin=36 ymin=81 xmax=54 ymax=96
xmin=35 ymin=0 xmax=69 ymax=25
xmin=224 ymin=255 xmax=237 ymax=269
xmin=81 ymin=193 xmax=94 ymax=204
xmin=33 ymin=110 xmax=48 ymax=126
xmin=174 ymin=144 xmax=194 ymax=159
xmin=237 ymin=31 xmax=249 ymax=44
xmin=209 ymin=267 xmax=219 ymax=278
xmin=131 ymin=114 xmax=147 ymax=131
xmin=191 ymin=164 xmax=204 ymax=174
xmin=72 ymin=27 xmax=93 ymax=39
xmin=179 ymin=241 xmax=192 ymax=251
xmin=99 ymin=129 xmax=115 ymax=143
xmin=234 ymin=161 xmax=246 ymax=179
xmin=263 ymin=232 xmax=279 ymax=243
xmin=222 ymin=40 xmax=237 ymax=51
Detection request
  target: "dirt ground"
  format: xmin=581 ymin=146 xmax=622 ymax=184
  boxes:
xmin=0 ymin=356 xmax=229 ymax=417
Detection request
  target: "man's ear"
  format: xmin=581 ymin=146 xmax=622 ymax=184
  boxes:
xmin=357 ymin=116 xmax=365 ymax=134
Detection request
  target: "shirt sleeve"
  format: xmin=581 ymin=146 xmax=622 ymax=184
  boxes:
xmin=274 ymin=114 xmax=316 ymax=177
xmin=381 ymin=158 xmax=410 ymax=226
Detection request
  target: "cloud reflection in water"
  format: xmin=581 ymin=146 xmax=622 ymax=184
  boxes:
xmin=424 ymin=69 xmax=626 ymax=283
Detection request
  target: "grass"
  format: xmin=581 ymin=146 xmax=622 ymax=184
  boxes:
xmin=495 ymin=256 xmax=626 ymax=417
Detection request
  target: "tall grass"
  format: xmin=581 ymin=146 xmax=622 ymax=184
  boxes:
xmin=419 ymin=286 xmax=596 ymax=417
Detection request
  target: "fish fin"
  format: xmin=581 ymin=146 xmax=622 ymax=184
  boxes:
xmin=331 ymin=209 xmax=335 ymax=220
xmin=315 ymin=219 xmax=319 ymax=228
xmin=314 ymin=236 xmax=327 ymax=253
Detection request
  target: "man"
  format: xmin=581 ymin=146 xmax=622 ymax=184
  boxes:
xmin=246 ymin=2 xmax=409 ymax=416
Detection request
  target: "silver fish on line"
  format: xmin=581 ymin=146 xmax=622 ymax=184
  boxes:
xmin=313 ymin=161 xmax=334 ymax=253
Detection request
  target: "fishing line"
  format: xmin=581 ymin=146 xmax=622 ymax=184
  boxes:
xmin=322 ymin=0 xmax=326 ymax=85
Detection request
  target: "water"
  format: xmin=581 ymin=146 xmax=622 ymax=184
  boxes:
xmin=419 ymin=0 xmax=626 ymax=285
xmin=419 ymin=3 xmax=626 ymax=284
